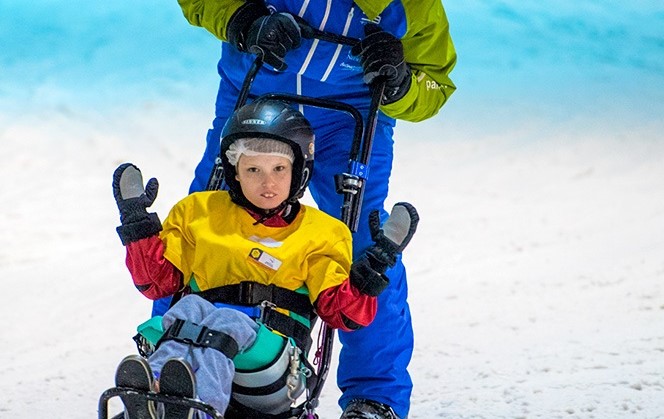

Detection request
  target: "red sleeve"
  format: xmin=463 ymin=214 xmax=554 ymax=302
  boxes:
xmin=125 ymin=236 xmax=183 ymax=300
xmin=314 ymin=280 xmax=377 ymax=332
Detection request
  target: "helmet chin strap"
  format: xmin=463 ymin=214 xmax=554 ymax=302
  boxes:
xmin=251 ymin=200 xmax=289 ymax=226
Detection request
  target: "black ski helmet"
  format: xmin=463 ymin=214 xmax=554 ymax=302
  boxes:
xmin=220 ymin=99 xmax=315 ymax=210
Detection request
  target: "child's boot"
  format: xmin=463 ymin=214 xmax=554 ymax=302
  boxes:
xmin=114 ymin=354 xmax=157 ymax=419
xmin=159 ymin=358 xmax=197 ymax=419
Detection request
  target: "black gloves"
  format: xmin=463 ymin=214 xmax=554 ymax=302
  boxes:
xmin=351 ymin=23 xmax=412 ymax=105
xmin=226 ymin=2 xmax=301 ymax=71
xmin=350 ymin=202 xmax=419 ymax=296
xmin=113 ymin=163 xmax=162 ymax=245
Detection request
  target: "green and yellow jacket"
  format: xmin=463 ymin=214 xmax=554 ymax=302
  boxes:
xmin=177 ymin=0 xmax=456 ymax=122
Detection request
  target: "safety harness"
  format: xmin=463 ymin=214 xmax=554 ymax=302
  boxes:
xmin=195 ymin=281 xmax=315 ymax=352
xmin=152 ymin=281 xmax=319 ymax=418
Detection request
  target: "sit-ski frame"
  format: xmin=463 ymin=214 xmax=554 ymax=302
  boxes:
xmin=99 ymin=24 xmax=386 ymax=419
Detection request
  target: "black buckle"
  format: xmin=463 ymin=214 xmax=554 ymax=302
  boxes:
xmin=164 ymin=318 xmax=204 ymax=346
xmin=258 ymin=300 xmax=277 ymax=324
xmin=238 ymin=281 xmax=256 ymax=305
xmin=238 ymin=281 xmax=274 ymax=306
xmin=158 ymin=319 xmax=239 ymax=359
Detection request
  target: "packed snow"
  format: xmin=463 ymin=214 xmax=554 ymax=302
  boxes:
xmin=1 ymin=1 xmax=663 ymax=418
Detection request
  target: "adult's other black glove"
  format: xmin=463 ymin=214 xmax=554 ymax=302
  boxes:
xmin=351 ymin=23 xmax=412 ymax=105
xmin=226 ymin=2 xmax=301 ymax=71
xmin=112 ymin=163 xmax=162 ymax=245
xmin=350 ymin=202 xmax=419 ymax=296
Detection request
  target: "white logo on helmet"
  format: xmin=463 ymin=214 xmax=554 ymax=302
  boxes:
xmin=241 ymin=118 xmax=266 ymax=125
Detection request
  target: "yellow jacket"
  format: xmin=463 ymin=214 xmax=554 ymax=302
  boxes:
xmin=161 ymin=191 xmax=352 ymax=304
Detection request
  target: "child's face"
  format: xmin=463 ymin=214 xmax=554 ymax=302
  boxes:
xmin=236 ymin=154 xmax=293 ymax=210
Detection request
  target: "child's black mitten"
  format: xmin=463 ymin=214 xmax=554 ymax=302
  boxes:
xmin=350 ymin=202 xmax=419 ymax=296
xmin=112 ymin=163 xmax=162 ymax=245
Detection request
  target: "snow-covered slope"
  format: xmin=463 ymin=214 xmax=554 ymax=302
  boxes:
xmin=1 ymin=1 xmax=663 ymax=417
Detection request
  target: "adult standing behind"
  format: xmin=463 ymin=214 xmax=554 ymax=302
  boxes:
xmin=169 ymin=1 xmax=456 ymax=417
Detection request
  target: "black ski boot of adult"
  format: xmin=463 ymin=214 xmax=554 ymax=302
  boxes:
xmin=159 ymin=358 xmax=197 ymax=419
xmin=340 ymin=398 xmax=400 ymax=419
xmin=114 ymin=355 xmax=157 ymax=419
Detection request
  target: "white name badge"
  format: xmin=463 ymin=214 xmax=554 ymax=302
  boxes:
xmin=248 ymin=248 xmax=282 ymax=271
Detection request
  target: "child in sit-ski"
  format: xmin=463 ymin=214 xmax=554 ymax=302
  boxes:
xmin=111 ymin=99 xmax=419 ymax=419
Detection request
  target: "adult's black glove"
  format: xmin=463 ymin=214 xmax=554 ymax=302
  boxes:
xmin=350 ymin=202 xmax=419 ymax=296
xmin=226 ymin=2 xmax=301 ymax=71
xmin=351 ymin=23 xmax=412 ymax=105
xmin=112 ymin=163 xmax=162 ymax=245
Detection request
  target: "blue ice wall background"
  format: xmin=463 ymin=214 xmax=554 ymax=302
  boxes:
xmin=0 ymin=0 xmax=219 ymax=110
xmin=1 ymin=0 xmax=663 ymax=127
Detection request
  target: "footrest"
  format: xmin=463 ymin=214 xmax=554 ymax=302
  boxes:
xmin=98 ymin=387 xmax=225 ymax=419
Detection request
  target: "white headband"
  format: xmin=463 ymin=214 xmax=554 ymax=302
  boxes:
xmin=226 ymin=137 xmax=295 ymax=166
